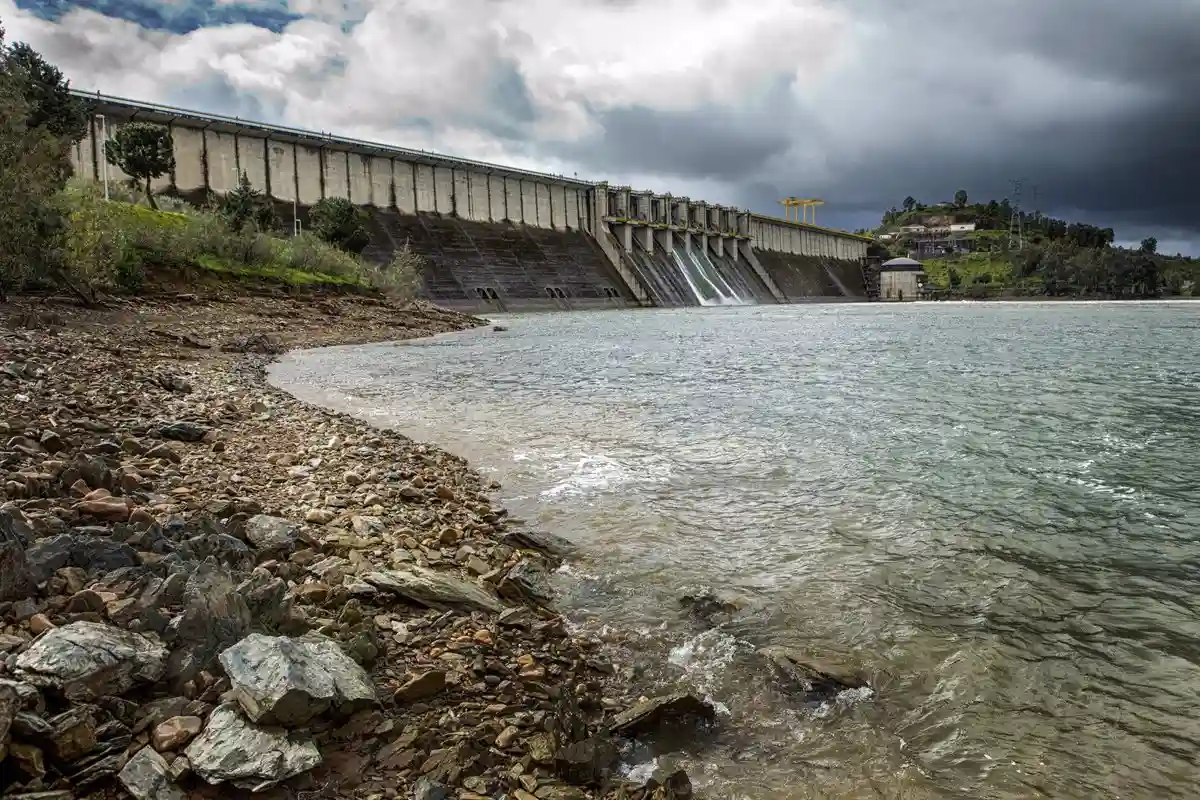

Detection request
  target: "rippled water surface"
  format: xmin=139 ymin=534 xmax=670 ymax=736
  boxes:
xmin=271 ymin=302 xmax=1200 ymax=799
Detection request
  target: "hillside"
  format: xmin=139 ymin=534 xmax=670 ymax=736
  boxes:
xmin=872 ymin=193 xmax=1200 ymax=298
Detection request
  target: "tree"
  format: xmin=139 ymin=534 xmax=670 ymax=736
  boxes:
xmin=104 ymin=122 xmax=174 ymax=210
xmin=902 ymin=196 xmax=916 ymax=213
xmin=948 ymin=268 xmax=962 ymax=289
xmin=309 ymin=197 xmax=370 ymax=254
xmin=954 ymin=189 xmax=968 ymax=208
xmin=221 ymin=171 xmax=278 ymax=233
xmin=1140 ymin=236 xmax=1157 ymax=254
xmin=1 ymin=40 xmax=86 ymax=142
xmin=0 ymin=28 xmax=74 ymax=301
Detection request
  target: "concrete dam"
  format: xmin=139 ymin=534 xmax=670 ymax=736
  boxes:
xmin=72 ymin=92 xmax=872 ymax=312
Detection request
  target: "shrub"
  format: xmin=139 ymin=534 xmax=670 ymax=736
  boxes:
xmin=309 ymin=197 xmax=370 ymax=254
xmin=220 ymin=171 xmax=279 ymax=233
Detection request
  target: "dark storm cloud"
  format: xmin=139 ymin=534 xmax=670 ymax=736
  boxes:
xmin=761 ymin=0 xmax=1200 ymax=239
xmin=553 ymin=103 xmax=793 ymax=183
xmin=15 ymin=0 xmax=300 ymax=33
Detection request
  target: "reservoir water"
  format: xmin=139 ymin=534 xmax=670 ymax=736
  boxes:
xmin=270 ymin=301 xmax=1200 ymax=799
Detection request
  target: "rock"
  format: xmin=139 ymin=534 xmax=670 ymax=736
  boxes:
xmin=185 ymin=703 xmax=321 ymax=791
xmin=498 ymin=559 xmax=555 ymax=606
xmin=48 ymin=705 xmax=98 ymax=760
xmin=495 ymin=724 xmax=519 ymax=748
xmin=28 ymin=613 xmax=54 ymax=634
xmin=219 ymin=633 xmax=378 ymax=727
xmin=0 ymin=681 xmax=16 ymax=761
xmin=394 ymin=670 xmax=446 ymax=703
xmin=642 ymin=767 xmax=694 ymax=799
xmin=15 ymin=622 xmax=168 ymax=700
xmin=243 ymin=514 xmax=299 ymax=554
xmin=554 ymin=735 xmax=620 ymax=785
xmin=503 ymin=529 xmax=576 ymax=559
xmin=159 ymin=421 xmax=209 ymax=443
xmin=757 ymin=646 xmax=868 ymax=701
xmin=165 ymin=563 xmax=251 ymax=688
xmin=362 ymin=567 xmax=502 ymax=613
xmin=24 ymin=534 xmax=138 ymax=583
xmin=0 ymin=508 xmax=34 ymax=601
xmin=10 ymin=741 xmax=45 ymax=779
xmin=74 ymin=496 xmax=131 ymax=521
xmin=609 ymin=693 xmax=715 ymax=737
xmin=413 ymin=777 xmax=452 ymax=800
xmin=145 ymin=443 xmax=180 ymax=463
xmin=304 ymin=508 xmax=335 ymax=525
xmin=151 ymin=716 xmax=203 ymax=751
xmin=119 ymin=745 xmax=188 ymax=800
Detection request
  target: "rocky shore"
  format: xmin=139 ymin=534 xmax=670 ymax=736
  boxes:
xmin=0 ymin=290 xmax=712 ymax=800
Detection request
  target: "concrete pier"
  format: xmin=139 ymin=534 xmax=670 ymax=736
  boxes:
xmin=73 ymin=91 xmax=871 ymax=311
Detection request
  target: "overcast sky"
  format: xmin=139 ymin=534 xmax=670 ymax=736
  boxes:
xmin=4 ymin=0 xmax=1198 ymax=253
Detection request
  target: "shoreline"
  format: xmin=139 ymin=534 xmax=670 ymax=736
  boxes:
xmin=0 ymin=291 xmax=706 ymax=800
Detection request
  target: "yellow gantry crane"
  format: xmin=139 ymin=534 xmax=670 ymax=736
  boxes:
xmin=780 ymin=197 xmax=824 ymax=225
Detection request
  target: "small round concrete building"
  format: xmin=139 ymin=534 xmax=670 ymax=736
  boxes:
xmin=879 ymin=257 xmax=927 ymax=301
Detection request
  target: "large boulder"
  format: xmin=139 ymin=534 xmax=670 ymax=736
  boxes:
xmin=14 ymin=622 xmax=167 ymax=700
xmin=185 ymin=704 xmax=321 ymax=791
xmin=164 ymin=563 xmax=251 ymax=689
xmin=362 ymin=567 xmax=502 ymax=613
xmin=219 ymin=633 xmax=378 ymax=727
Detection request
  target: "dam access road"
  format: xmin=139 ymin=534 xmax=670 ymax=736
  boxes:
xmin=72 ymin=91 xmax=871 ymax=314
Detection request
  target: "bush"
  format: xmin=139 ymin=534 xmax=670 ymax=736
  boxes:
xmin=361 ymin=241 xmax=426 ymax=300
xmin=309 ymin=197 xmax=370 ymax=254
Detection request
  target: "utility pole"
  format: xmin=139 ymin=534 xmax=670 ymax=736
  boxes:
xmin=1008 ymin=179 xmax=1024 ymax=250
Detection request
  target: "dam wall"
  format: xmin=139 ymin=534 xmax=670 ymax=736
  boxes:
xmin=71 ymin=92 xmax=871 ymax=311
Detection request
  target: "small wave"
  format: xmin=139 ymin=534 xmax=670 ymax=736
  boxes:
xmin=540 ymin=453 xmax=644 ymax=498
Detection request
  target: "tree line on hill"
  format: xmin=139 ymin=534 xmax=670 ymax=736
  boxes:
xmin=873 ymin=190 xmax=1198 ymax=298
xmin=0 ymin=19 xmax=412 ymax=302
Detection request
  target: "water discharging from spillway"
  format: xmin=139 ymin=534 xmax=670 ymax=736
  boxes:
xmin=669 ymin=244 xmax=751 ymax=306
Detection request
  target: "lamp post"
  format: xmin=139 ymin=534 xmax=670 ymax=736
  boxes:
xmin=95 ymin=114 xmax=110 ymax=201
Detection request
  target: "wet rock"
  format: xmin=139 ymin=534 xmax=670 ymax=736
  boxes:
xmin=609 ymin=693 xmax=716 ymax=738
xmin=554 ymin=734 xmax=620 ymax=785
xmin=185 ymin=703 xmax=321 ymax=791
xmin=679 ymin=591 xmax=744 ymax=628
xmin=220 ymin=633 xmax=378 ymax=727
xmin=498 ymin=559 xmax=555 ymax=606
xmin=757 ymin=646 xmax=868 ymax=701
xmin=151 ymin=716 xmax=203 ymax=751
xmin=362 ymin=567 xmax=502 ymax=613
xmin=243 ymin=514 xmax=299 ymax=555
xmin=504 ymin=529 xmax=576 ymax=559
xmin=643 ymin=766 xmax=694 ymax=799
xmin=159 ymin=421 xmax=209 ymax=443
xmin=119 ymin=745 xmax=188 ymax=800
xmin=14 ymin=622 xmax=168 ymax=700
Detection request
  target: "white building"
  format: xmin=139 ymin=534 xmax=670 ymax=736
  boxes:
xmin=879 ymin=257 xmax=927 ymax=301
